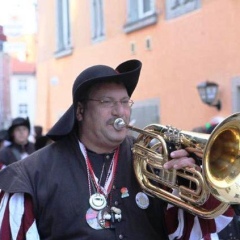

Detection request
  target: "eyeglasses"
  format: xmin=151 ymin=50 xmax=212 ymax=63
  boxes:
xmin=86 ymin=98 xmax=134 ymax=108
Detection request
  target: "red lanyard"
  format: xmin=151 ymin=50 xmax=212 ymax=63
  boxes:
xmin=85 ymin=147 xmax=119 ymax=196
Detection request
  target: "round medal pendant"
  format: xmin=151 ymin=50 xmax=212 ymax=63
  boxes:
xmin=135 ymin=192 xmax=149 ymax=209
xmin=86 ymin=208 xmax=103 ymax=230
xmin=89 ymin=193 xmax=107 ymax=210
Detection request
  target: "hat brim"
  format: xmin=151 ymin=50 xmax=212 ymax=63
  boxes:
xmin=47 ymin=59 xmax=142 ymax=141
xmin=73 ymin=59 xmax=141 ymax=101
xmin=47 ymin=105 xmax=75 ymax=141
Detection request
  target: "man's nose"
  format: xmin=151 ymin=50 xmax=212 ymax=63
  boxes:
xmin=111 ymin=101 xmax=125 ymax=115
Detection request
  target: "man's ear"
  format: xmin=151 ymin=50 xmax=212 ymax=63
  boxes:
xmin=76 ymin=102 xmax=84 ymax=121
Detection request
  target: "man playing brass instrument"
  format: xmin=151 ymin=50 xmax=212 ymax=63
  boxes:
xmin=0 ymin=60 xmax=234 ymax=239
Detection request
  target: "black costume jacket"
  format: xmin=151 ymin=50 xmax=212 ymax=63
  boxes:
xmin=0 ymin=133 xmax=168 ymax=240
xmin=0 ymin=142 xmax=35 ymax=165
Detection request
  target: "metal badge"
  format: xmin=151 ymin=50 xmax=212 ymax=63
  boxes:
xmin=135 ymin=192 xmax=149 ymax=209
xmin=98 ymin=206 xmax=122 ymax=229
xmin=111 ymin=206 xmax=122 ymax=222
xmin=86 ymin=208 xmax=103 ymax=230
xmin=97 ymin=206 xmax=112 ymax=228
xmin=89 ymin=193 xmax=107 ymax=210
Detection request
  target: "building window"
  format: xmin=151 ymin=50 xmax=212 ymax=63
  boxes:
xmin=130 ymin=98 xmax=160 ymax=138
xmin=128 ymin=0 xmax=155 ymax=22
xmin=19 ymin=104 xmax=28 ymax=116
xmin=124 ymin=0 xmax=158 ymax=34
xmin=55 ymin=0 xmax=72 ymax=58
xmin=232 ymin=77 xmax=240 ymax=113
xmin=91 ymin=0 xmax=105 ymax=42
xmin=166 ymin=0 xmax=201 ymax=20
xmin=18 ymin=79 xmax=27 ymax=91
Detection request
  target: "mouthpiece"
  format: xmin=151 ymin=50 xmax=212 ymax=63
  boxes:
xmin=113 ymin=118 xmax=126 ymax=131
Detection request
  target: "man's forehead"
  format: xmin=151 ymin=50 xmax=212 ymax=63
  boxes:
xmin=90 ymin=81 xmax=127 ymax=93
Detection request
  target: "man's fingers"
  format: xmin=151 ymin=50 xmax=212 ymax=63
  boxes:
xmin=163 ymin=149 xmax=196 ymax=170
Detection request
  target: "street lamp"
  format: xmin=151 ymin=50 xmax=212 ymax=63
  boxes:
xmin=197 ymin=81 xmax=221 ymax=111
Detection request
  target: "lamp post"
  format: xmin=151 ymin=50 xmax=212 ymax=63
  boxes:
xmin=197 ymin=81 xmax=221 ymax=111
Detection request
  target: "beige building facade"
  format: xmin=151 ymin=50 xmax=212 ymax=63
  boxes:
xmin=36 ymin=0 xmax=240 ymax=133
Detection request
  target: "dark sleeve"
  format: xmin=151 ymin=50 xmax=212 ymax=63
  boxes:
xmin=0 ymin=160 xmax=33 ymax=195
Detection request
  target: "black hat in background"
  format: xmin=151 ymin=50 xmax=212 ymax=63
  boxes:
xmin=8 ymin=117 xmax=30 ymax=142
xmin=47 ymin=59 xmax=142 ymax=141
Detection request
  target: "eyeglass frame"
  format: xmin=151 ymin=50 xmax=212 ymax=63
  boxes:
xmin=85 ymin=98 xmax=134 ymax=108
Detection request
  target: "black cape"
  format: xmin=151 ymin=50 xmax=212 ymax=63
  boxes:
xmin=0 ymin=133 xmax=168 ymax=240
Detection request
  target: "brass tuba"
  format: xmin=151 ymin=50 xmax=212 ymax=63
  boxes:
xmin=113 ymin=113 xmax=240 ymax=219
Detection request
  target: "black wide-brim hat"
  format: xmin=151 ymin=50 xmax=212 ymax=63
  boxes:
xmin=47 ymin=59 xmax=142 ymax=141
xmin=8 ymin=117 xmax=30 ymax=142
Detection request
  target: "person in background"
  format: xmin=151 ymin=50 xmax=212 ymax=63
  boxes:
xmin=34 ymin=125 xmax=43 ymax=142
xmin=0 ymin=117 xmax=35 ymax=166
xmin=192 ymin=116 xmax=225 ymax=134
xmin=0 ymin=129 xmax=8 ymax=150
xmin=34 ymin=125 xmax=52 ymax=150
xmin=0 ymin=60 xmax=233 ymax=239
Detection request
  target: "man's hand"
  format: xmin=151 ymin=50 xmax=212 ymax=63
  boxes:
xmin=163 ymin=149 xmax=197 ymax=170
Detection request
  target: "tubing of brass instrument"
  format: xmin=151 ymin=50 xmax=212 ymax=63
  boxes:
xmin=113 ymin=118 xmax=151 ymax=135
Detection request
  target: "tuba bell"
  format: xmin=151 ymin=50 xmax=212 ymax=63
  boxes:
xmin=113 ymin=113 xmax=240 ymax=219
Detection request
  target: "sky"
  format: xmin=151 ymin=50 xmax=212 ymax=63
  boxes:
xmin=0 ymin=0 xmax=37 ymax=36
